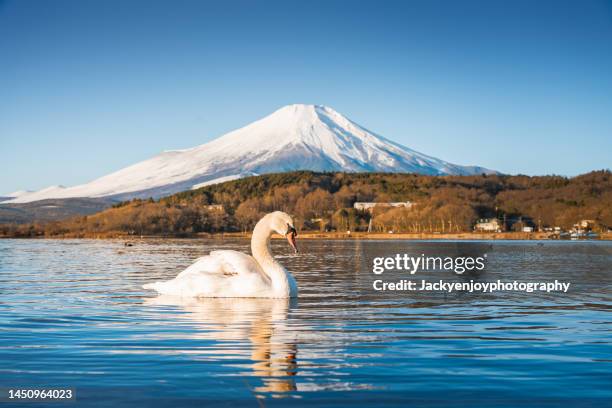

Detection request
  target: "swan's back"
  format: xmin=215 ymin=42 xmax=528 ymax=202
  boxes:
xmin=143 ymin=250 xmax=272 ymax=297
xmin=179 ymin=250 xmax=262 ymax=277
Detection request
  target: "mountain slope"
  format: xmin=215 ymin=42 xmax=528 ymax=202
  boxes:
xmin=0 ymin=197 xmax=113 ymax=224
xmin=3 ymin=104 xmax=496 ymax=204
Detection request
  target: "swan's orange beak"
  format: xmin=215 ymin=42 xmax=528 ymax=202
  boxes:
xmin=287 ymin=231 xmax=298 ymax=254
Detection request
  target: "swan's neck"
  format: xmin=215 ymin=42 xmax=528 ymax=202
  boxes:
xmin=251 ymin=219 xmax=296 ymax=296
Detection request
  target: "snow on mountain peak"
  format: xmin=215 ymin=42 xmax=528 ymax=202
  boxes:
xmin=3 ymin=104 xmax=496 ymax=204
xmin=4 ymin=190 xmax=34 ymax=198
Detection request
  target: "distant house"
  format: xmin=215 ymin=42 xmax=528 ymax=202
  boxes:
xmin=508 ymin=216 xmax=535 ymax=232
xmin=353 ymin=201 xmax=413 ymax=212
xmin=474 ymin=218 xmax=502 ymax=232
xmin=522 ymin=226 xmax=534 ymax=233
xmin=574 ymin=219 xmax=596 ymax=231
xmin=205 ymin=204 xmax=224 ymax=212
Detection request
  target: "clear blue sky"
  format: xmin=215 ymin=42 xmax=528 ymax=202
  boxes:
xmin=1 ymin=0 xmax=611 ymax=194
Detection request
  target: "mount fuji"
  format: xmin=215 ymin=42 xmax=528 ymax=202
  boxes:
xmin=3 ymin=104 xmax=496 ymax=204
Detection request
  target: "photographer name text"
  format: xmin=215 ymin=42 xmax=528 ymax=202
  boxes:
xmin=373 ymin=279 xmax=570 ymax=293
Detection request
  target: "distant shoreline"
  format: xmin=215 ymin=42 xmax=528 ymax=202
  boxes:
xmin=2 ymin=231 xmax=610 ymax=241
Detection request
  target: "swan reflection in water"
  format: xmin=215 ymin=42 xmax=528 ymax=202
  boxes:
xmin=144 ymin=295 xmax=299 ymax=394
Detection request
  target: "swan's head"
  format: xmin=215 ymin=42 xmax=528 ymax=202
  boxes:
xmin=268 ymin=211 xmax=298 ymax=253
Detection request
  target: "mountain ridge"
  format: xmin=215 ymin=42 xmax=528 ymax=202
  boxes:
xmin=3 ymin=104 xmax=496 ymax=204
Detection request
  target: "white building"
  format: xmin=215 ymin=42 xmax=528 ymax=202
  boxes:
xmin=474 ymin=218 xmax=502 ymax=232
xmin=353 ymin=201 xmax=413 ymax=212
xmin=574 ymin=219 xmax=596 ymax=230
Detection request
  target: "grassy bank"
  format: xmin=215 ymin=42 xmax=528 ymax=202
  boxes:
xmin=3 ymin=231 xmax=610 ymax=241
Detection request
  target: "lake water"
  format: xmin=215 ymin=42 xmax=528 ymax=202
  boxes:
xmin=0 ymin=239 xmax=611 ymax=407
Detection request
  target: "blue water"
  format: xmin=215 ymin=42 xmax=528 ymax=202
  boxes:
xmin=0 ymin=239 xmax=611 ymax=407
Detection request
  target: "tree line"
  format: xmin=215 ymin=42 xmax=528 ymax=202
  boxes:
xmin=1 ymin=170 xmax=610 ymax=237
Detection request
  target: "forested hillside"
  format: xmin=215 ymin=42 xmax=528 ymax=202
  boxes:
xmin=1 ymin=170 xmax=610 ymax=237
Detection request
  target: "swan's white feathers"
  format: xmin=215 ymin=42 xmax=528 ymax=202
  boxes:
xmin=144 ymin=251 xmax=273 ymax=297
xmin=176 ymin=250 xmax=265 ymax=279
xmin=211 ymin=250 xmax=268 ymax=279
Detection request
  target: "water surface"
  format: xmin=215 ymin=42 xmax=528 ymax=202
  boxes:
xmin=0 ymin=239 xmax=611 ymax=407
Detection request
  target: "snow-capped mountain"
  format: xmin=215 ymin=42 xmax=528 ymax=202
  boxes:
xmin=4 ymin=190 xmax=34 ymax=198
xmin=0 ymin=190 xmax=31 ymax=202
xmin=3 ymin=104 xmax=496 ymax=204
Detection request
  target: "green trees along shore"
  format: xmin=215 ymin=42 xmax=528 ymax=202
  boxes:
xmin=1 ymin=170 xmax=611 ymax=238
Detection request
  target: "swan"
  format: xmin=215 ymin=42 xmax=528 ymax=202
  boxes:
xmin=142 ymin=211 xmax=299 ymax=298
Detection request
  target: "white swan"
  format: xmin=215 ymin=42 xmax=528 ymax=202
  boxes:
xmin=143 ymin=211 xmax=299 ymax=298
